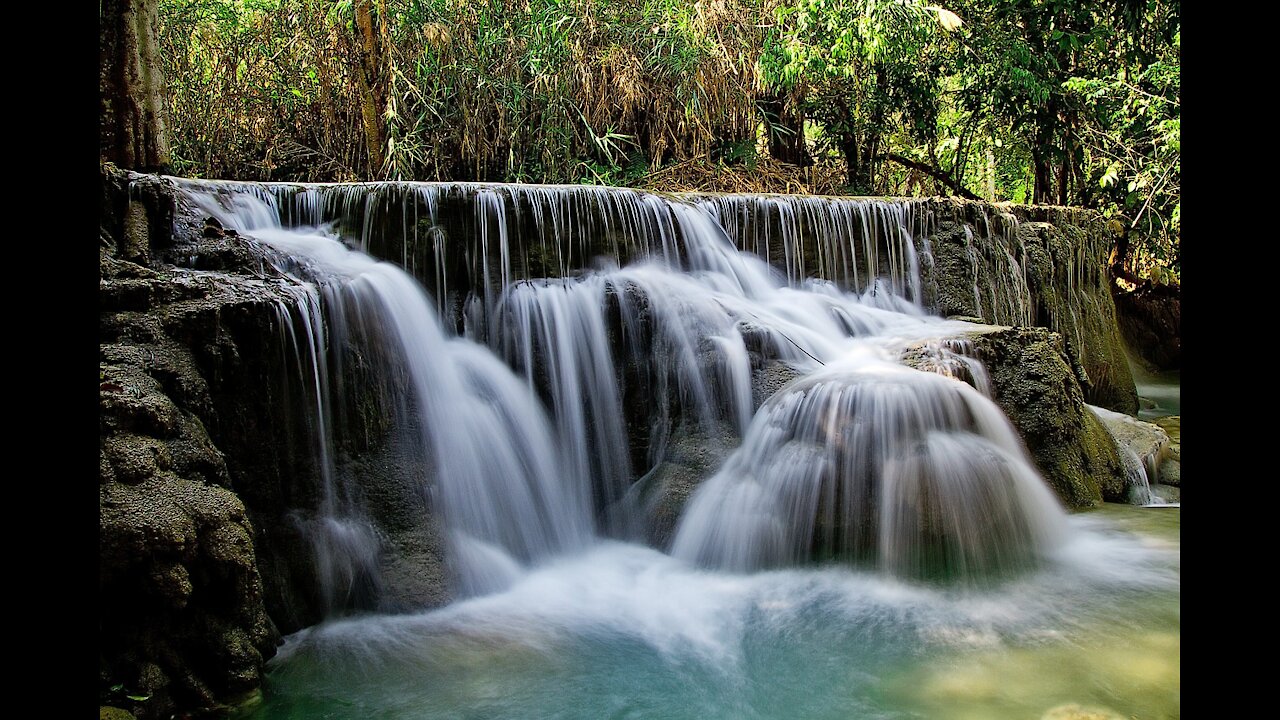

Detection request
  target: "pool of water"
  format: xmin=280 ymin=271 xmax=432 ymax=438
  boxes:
xmin=239 ymin=505 xmax=1179 ymax=720
xmin=1130 ymin=363 xmax=1181 ymax=421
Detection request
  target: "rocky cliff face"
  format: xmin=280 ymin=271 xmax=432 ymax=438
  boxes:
xmin=1113 ymin=281 xmax=1180 ymax=371
xmin=101 ymin=169 xmax=285 ymax=717
xmin=100 ymin=168 xmax=463 ymax=717
xmin=915 ymin=201 xmax=1137 ymax=414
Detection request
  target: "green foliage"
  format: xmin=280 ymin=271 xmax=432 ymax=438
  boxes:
xmin=1064 ymin=22 xmax=1180 ymax=280
xmin=759 ymin=0 xmax=958 ymax=191
xmin=160 ymin=0 xmax=765 ymax=183
xmin=155 ymin=0 xmax=1179 ymax=277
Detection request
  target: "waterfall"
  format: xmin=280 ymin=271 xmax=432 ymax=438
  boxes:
xmin=670 ymin=359 xmax=1066 ymax=579
xmin=693 ymin=193 xmax=931 ymax=306
xmin=271 ymin=281 xmax=383 ymax=615
xmin=183 ymin=185 xmax=593 ymax=602
xmin=171 ymin=177 xmax=1072 ymax=595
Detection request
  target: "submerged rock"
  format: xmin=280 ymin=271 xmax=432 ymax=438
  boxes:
xmin=1040 ymin=704 xmax=1127 ymax=720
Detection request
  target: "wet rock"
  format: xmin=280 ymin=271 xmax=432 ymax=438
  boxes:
xmin=122 ymin=201 xmax=152 ymax=264
xmin=631 ymin=361 xmax=803 ymax=547
xmin=1090 ymin=406 xmax=1177 ymax=491
xmin=918 ymin=202 xmax=1137 ymax=414
xmin=906 ymin=326 xmax=1128 ymax=508
xmin=101 ymin=166 xmax=289 ymax=719
xmin=1114 ymin=282 xmax=1180 ymax=371
xmin=99 ymin=475 xmax=276 ymax=719
xmin=377 ymin=515 xmax=451 ymax=613
xmin=342 ymin=433 xmax=452 ymax=612
xmin=631 ymin=421 xmax=737 ymax=549
xmin=1153 ymin=416 xmax=1180 ymax=487
xmin=750 ymin=360 xmax=804 ymax=409
xmin=99 ymin=366 xmax=182 ymax=438
xmin=102 ymin=433 xmax=172 ymax=482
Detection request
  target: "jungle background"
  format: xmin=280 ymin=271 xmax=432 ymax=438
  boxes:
xmin=146 ymin=0 xmax=1179 ymax=283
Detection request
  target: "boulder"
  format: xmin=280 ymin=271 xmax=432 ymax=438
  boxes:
xmin=1153 ymin=416 xmax=1180 ymax=488
xmin=99 ymin=298 xmax=278 ymax=718
xmin=904 ymin=326 xmax=1128 ymax=508
xmin=1089 ymin=406 xmax=1178 ymax=495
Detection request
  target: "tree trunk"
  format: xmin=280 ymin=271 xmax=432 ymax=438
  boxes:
xmin=985 ymin=145 xmax=996 ymax=198
xmin=100 ymin=0 xmax=171 ymax=172
xmin=839 ymin=134 xmax=861 ymax=190
xmin=758 ymin=92 xmax=809 ymax=166
xmin=1032 ymin=149 xmax=1052 ymax=205
xmin=1056 ymin=131 xmax=1072 ymax=206
xmin=1056 ymin=160 xmax=1070 ymax=206
xmin=353 ymin=0 xmax=388 ymax=177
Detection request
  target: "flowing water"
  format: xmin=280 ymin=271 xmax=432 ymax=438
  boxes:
xmin=1131 ymin=363 xmax=1181 ymax=421
xmin=170 ymin=179 xmax=1177 ymax=719
xmin=237 ymin=505 xmax=1176 ymax=720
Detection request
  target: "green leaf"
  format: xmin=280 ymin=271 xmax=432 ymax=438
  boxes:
xmin=1100 ymin=164 xmax=1119 ymax=188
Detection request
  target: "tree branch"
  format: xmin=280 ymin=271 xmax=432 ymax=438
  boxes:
xmin=878 ymin=153 xmax=981 ymax=200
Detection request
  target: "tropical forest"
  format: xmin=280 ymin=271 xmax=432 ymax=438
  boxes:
xmin=99 ymin=1 xmax=1181 ymax=718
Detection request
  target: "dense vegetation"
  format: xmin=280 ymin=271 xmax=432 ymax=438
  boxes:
xmin=153 ymin=0 xmax=1178 ymax=279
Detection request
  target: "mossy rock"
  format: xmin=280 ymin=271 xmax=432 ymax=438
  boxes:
xmin=905 ymin=326 xmax=1128 ymax=509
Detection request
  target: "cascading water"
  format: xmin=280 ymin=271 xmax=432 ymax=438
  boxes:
xmin=693 ymin=193 xmax=931 ymax=306
xmin=177 ymin=177 xmax=1068 ymax=583
xmin=1087 ymin=404 xmax=1174 ymax=507
xmin=160 ymin=177 xmax=1176 ymax=719
xmin=670 ymin=357 xmax=1066 ymax=579
xmin=184 ymin=186 xmax=593 ymax=599
xmin=271 ymin=281 xmax=383 ymax=615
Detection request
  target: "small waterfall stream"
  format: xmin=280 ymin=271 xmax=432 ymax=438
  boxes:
xmin=671 ymin=359 xmax=1066 ymax=578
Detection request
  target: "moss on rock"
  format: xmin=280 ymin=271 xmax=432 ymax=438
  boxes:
xmin=918 ymin=201 xmax=1137 ymax=414
xmin=952 ymin=326 xmax=1127 ymax=508
xmin=100 ymin=167 xmax=284 ymax=719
